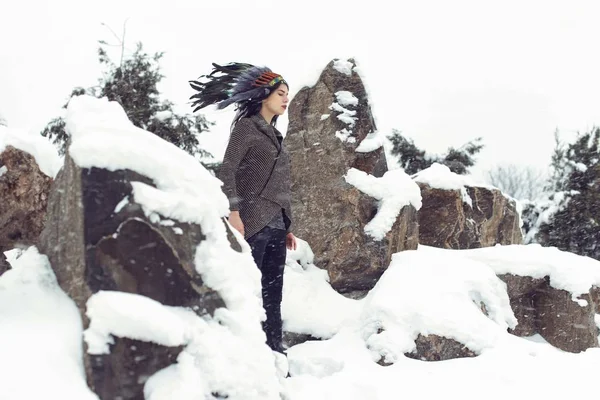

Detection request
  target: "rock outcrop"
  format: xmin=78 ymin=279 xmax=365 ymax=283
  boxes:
xmin=0 ymin=145 xmax=52 ymax=250
xmin=39 ymin=153 xmax=227 ymax=399
xmin=0 ymin=145 xmax=52 ymax=276
xmin=405 ymin=334 xmax=477 ymax=362
xmin=287 ymin=59 xmax=419 ymax=294
xmin=417 ymin=183 xmax=523 ymax=249
xmin=499 ymin=274 xmax=544 ymax=337
xmin=535 ymin=284 xmax=599 ymax=352
xmin=498 ymin=274 xmax=600 ymax=353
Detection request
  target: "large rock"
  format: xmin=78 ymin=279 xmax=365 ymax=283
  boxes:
xmin=39 ymin=153 xmax=227 ymax=399
xmin=89 ymin=339 xmax=182 ymax=400
xmin=498 ymin=274 xmax=600 ymax=352
xmin=498 ymin=274 xmax=545 ymax=337
xmin=0 ymin=145 xmax=52 ymax=254
xmin=405 ymin=334 xmax=477 ymax=362
xmin=417 ymin=183 xmax=523 ymax=249
xmin=534 ymin=283 xmax=599 ymax=353
xmin=287 ymin=59 xmax=418 ymax=294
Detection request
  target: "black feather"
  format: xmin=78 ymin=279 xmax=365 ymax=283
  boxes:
xmin=188 ymin=62 xmax=286 ymax=112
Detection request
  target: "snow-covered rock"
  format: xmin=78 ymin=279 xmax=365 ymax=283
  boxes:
xmin=37 ymin=95 xmax=283 ymax=400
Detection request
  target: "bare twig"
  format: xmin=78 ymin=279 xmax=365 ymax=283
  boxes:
xmin=100 ymin=19 xmax=130 ymax=67
xmin=120 ymin=18 xmax=129 ymax=67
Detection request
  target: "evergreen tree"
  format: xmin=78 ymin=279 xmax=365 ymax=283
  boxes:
xmin=41 ymin=42 xmax=215 ymax=168
xmin=443 ymin=138 xmax=485 ymax=175
xmin=545 ymin=129 xmax=569 ymax=192
xmin=536 ymin=128 xmax=600 ymax=260
xmin=388 ymin=129 xmax=483 ymax=175
xmin=41 ymin=88 xmax=93 ymax=152
xmin=388 ymin=130 xmax=429 ymax=174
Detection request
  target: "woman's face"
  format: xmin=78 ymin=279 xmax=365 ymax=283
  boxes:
xmin=262 ymin=84 xmax=289 ymax=116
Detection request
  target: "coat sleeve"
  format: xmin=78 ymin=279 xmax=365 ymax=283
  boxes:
xmin=217 ymin=121 xmax=253 ymax=211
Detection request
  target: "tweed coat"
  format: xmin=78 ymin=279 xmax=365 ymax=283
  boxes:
xmin=217 ymin=114 xmax=293 ymax=240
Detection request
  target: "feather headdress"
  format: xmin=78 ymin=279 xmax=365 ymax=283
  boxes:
xmin=189 ymin=62 xmax=287 ymax=112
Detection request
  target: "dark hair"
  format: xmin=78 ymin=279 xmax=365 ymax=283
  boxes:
xmin=231 ymin=81 xmax=289 ymax=131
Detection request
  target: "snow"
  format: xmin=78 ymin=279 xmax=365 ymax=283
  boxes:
xmin=570 ymin=160 xmax=588 ymax=172
xmin=84 ymin=291 xmax=193 ymax=354
xmin=143 ymin=353 xmax=207 ymax=400
xmin=282 ymin=243 xmax=600 ymax=399
xmin=283 ymin=243 xmax=518 ymax=352
xmin=350 ymin=59 xmax=380 ymax=132
xmin=522 ymin=191 xmax=574 ymax=243
xmin=283 ymin=240 xmax=362 ymax=338
xmin=335 ymin=128 xmax=355 ymax=143
xmin=149 ymin=306 xmax=282 ymax=399
xmin=113 ymin=195 xmax=129 ymax=213
xmin=355 ymin=131 xmax=384 ymax=153
xmin=285 ymin=336 xmax=600 ymax=399
xmin=320 ymin=114 xmax=330 ymax=120
xmin=412 ymin=163 xmax=509 ymax=207
xmin=330 ymin=102 xmax=357 ymax=128
xmin=524 ymin=333 xmax=551 ymax=344
xmin=413 ymin=162 xmax=493 ymax=190
xmin=154 ymin=110 xmax=173 ymax=121
xmin=4 ymin=232 xmax=600 ymax=399
xmin=576 ymin=298 xmax=589 ymax=307
xmin=0 ymin=165 xmax=7 ymax=177
xmin=0 ymin=247 xmax=98 ymax=400
xmin=0 ymin=125 xmax=62 ymax=178
xmin=329 ymin=90 xmax=359 ymax=144
xmin=441 ymin=244 xmax=600 ymax=299
xmin=344 ymin=168 xmax=422 ymax=241
xmin=286 ymin=236 xmax=315 ymax=268
xmin=361 ymin=248 xmax=517 ymax=361
xmin=335 ymin=91 xmax=359 ymax=107
xmin=66 ymin=95 xmax=230 ymax=222
xmin=332 ymin=59 xmax=354 ymax=76
xmin=83 ymin=291 xmax=282 ymax=399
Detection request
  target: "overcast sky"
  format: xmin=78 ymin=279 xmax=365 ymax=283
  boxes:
xmin=2 ymin=0 xmax=600 ymax=180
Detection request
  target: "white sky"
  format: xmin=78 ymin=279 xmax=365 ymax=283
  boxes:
xmin=2 ymin=0 xmax=600 ymax=179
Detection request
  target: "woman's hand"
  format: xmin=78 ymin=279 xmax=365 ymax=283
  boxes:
xmin=286 ymin=232 xmax=297 ymax=250
xmin=229 ymin=211 xmax=245 ymax=237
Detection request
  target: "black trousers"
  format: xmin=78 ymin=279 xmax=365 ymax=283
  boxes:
xmin=246 ymin=225 xmax=287 ymax=352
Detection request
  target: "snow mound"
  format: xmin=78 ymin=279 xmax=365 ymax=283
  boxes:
xmin=0 ymin=247 xmax=98 ymax=400
xmin=284 ymin=243 xmax=600 ymax=398
xmin=0 ymin=125 xmax=62 ymax=178
xmin=283 ymin=238 xmax=362 ymax=339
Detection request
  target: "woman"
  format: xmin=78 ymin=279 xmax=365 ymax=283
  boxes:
xmin=190 ymin=63 xmax=297 ymax=353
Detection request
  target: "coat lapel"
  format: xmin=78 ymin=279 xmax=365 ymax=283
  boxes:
xmin=251 ymin=115 xmax=282 ymax=151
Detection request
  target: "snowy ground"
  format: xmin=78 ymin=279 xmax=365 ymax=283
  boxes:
xmin=2 ymin=242 xmax=600 ymax=399
xmin=282 ymin=243 xmax=600 ymax=399
xmin=0 ymin=248 xmax=97 ymax=400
